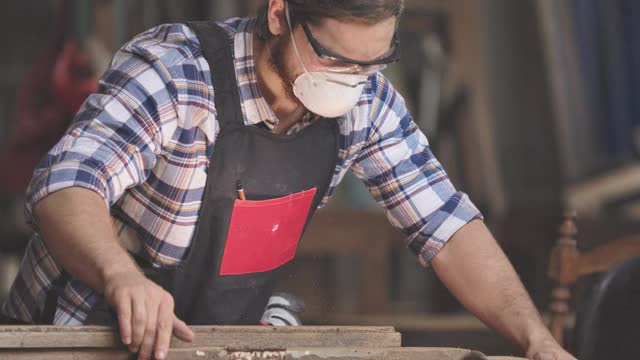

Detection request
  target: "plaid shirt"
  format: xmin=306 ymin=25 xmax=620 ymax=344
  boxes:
xmin=2 ymin=17 xmax=482 ymax=325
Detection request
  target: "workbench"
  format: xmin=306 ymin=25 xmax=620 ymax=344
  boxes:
xmin=0 ymin=325 xmax=524 ymax=359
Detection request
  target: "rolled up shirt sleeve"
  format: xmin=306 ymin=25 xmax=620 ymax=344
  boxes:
xmin=25 ymin=47 xmax=176 ymax=225
xmin=351 ymin=74 xmax=483 ymax=266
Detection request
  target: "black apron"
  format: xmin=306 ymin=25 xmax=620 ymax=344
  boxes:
xmin=45 ymin=21 xmax=340 ymax=325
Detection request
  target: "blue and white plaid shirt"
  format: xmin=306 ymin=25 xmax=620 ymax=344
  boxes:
xmin=2 ymin=17 xmax=482 ymax=325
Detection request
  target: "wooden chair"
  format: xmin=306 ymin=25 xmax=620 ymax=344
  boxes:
xmin=547 ymin=212 xmax=640 ymax=346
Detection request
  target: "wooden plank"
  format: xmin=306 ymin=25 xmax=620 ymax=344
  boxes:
xmin=0 ymin=326 xmax=401 ymax=349
xmin=566 ymin=163 xmax=640 ymax=215
xmin=299 ymin=210 xmax=400 ymax=255
xmin=308 ymin=313 xmax=490 ymax=332
xmin=0 ymin=347 xmax=526 ymax=360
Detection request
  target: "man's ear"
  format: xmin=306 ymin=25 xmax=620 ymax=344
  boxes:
xmin=267 ymin=0 xmax=287 ymax=36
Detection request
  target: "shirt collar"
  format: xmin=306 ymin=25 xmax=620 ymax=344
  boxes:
xmin=231 ymin=18 xmax=279 ymax=129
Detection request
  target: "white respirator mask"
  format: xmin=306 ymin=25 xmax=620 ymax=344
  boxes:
xmin=285 ymin=6 xmax=369 ymax=118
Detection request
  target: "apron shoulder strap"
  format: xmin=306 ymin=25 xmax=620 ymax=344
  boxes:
xmin=186 ymin=21 xmax=244 ymax=130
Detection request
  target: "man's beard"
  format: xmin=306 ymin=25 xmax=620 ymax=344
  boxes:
xmin=267 ymin=35 xmax=300 ymax=104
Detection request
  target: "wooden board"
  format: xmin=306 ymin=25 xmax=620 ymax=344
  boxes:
xmin=0 ymin=347 xmax=525 ymax=360
xmin=0 ymin=326 xmax=526 ymax=359
xmin=0 ymin=326 xmax=401 ymax=350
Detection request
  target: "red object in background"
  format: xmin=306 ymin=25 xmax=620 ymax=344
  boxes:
xmin=0 ymin=0 xmax=98 ymax=194
xmin=52 ymin=40 xmax=99 ymax=116
xmin=219 ymin=188 xmax=317 ymax=276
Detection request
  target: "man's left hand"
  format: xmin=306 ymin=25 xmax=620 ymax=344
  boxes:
xmin=526 ymin=337 xmax=577 ymax=360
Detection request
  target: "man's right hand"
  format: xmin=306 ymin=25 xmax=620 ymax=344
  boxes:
xmin=103 ymin=271 xmax=194 ymax=360
xmin=33 ymin=188 xmax=195 ymax=359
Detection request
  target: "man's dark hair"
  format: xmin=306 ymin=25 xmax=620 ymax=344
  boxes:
xmin=255 ymin=0 xmax=405 ymax=40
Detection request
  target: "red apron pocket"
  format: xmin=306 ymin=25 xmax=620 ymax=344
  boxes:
xmin=219 ymin=187 xmax=317 ymax=276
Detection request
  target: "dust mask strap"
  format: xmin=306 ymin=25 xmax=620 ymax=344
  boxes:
xmin=285 ymin=3 xmax=313 ymax=79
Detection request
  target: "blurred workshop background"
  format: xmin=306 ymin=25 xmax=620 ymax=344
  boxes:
xmin=0 ymin=0 xmax=639 ymax=357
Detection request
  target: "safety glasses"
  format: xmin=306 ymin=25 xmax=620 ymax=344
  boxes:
xmin=300 ymin=21 xmax=400 ymax=66
xmin=286 ymin=4 xmax=400 ymax=75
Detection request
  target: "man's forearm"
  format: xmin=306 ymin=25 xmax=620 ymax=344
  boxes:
xmin=34 ymin=187 xmax=194 ymax=356
xmin=34 ymin=187 xmax=140 ymax=293
xmin=431 ymin=220 xmax=553 ymax=352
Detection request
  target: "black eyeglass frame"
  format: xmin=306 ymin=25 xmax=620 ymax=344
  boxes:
xmin=297 ymin=18 xmax=401 ymax=67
